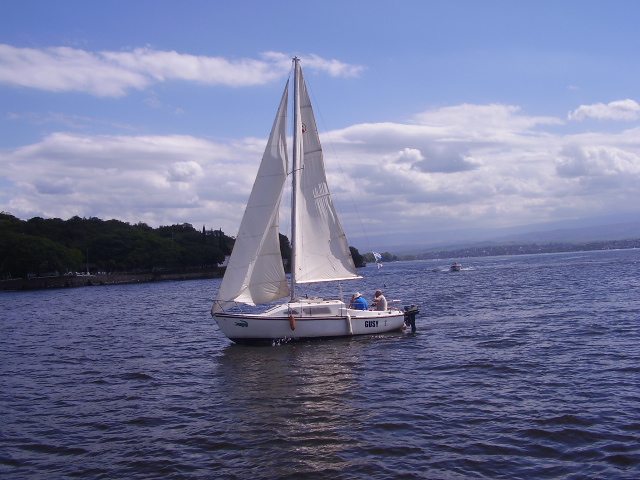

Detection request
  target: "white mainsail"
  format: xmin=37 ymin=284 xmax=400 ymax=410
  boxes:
xmin=212 ymin=82 xmax=290 ymax=313
xmin=292 ymin=66 xmax=360 ymax=285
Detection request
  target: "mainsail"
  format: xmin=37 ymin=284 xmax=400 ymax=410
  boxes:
xmin=212 ymin=82 xmax=290 ymax=313
xmin=292 ymin=67 xmax=360 ymax=284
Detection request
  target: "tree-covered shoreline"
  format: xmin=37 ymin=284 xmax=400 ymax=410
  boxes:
xmin=1 ymin=213 xmax=234 ymax=279
xmin=0 ymin=212 xmax=367 ymax=281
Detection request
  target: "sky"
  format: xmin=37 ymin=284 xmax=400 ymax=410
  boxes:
xmin=1 ymin=0 xmax=639 ymax=251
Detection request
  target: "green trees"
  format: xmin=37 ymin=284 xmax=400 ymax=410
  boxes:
xmin=350 ymin=247 xmax=396 ymax=267
xmin=0 ymin=213 xmax=231 ymax=278
xmin=362 ymin=251 xmax=397 ymax=264
xmin=0 ymin=230 xmax=83 ymax=278
xmin=279 ymin=233 xmax=292 ymax=271
xmin=0 ymin=212 xmax=370 ymax=279
xmin=349 ymin=246 xmax=365 ymax=268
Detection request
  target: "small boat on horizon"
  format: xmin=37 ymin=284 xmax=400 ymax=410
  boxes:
xmin=450 ymin=262 xmax=462 ymax=272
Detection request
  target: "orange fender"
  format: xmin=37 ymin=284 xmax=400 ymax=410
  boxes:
xmin=289 ymin=314 xmax=296 ymax=331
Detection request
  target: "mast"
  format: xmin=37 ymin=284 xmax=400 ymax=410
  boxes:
xmin=290 ymin=57 xmax=300 ymax=301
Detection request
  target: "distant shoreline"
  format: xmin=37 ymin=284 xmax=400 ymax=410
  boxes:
xmin=0 ymin=270 xmax=223 ymax=291
xmin=4 ymin=242 xmax=639 ymax=291
xmin=411 ymin=239 xmax=640 ymax=261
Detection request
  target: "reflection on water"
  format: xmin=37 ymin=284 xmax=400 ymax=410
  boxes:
xmin=215 ymin=339 xmax=373 ymax=475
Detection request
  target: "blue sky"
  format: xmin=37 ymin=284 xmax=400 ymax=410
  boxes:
xmin=1 ymin=1 xmax=639 ymax=251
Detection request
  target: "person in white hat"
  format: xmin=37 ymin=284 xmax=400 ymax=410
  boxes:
xmin=349 ymin=292 xmax=369 ymax=310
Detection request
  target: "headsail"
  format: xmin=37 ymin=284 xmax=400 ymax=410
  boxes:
xmin=212 ymin=82 xmax=290 ymax=313
xmin=292 ymin=65 xmax=360 ymax=285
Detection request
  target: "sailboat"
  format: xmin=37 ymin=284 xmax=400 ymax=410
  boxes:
xmin=211 ymin=57 xmax=411 ymax=345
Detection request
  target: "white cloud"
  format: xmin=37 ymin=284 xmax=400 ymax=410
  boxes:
xmin=299 ymin=54 xmax=365 ymax=77
xmin=2 ymin=102 xmax=639 ymax=246
xmin=0 ymin=132 xmax=261 ymax=228
xmin=556 ymin=144 xmax=640 ymax=183
xmin=100 ymin=48 xmax=286 ymax=87
xmin=568 ymin=99 xmax=640 ymax=121
xmin=396 ymin=147 xmax=424 ymax=163
xmin=0 ymin=45 xmax=364 ymax=97
xmin=323 ymin=104 xmax=640 ymax=238
xmin=167 ymin=161 xmax=204 ymax=183
xmin=0 ymin=45 xmax=149 ymax=97
xmin=414 ymin=103 xmax=563 ymax=140
xmin=260 ymin=51 xmax=365 ymax=77
xmin=412 ymin=145 xmax=483 ymax=173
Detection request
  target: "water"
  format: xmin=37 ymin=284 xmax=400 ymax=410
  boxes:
xmin=1 ymin=249 xmax=639 ymax=479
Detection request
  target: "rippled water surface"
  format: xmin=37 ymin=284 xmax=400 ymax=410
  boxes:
xmin=2 ymin=249 xmax=640 ymax=479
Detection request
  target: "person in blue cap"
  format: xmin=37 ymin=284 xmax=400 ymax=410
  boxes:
xmin=350 ymin=292 xmax=369 ymax=310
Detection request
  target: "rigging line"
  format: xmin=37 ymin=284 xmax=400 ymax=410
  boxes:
xmin=305 ymin=79 xmax=377 ymax=257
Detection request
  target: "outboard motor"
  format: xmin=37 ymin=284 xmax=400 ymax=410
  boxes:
xmin=403 ymin=305 xmax=419 ymax=333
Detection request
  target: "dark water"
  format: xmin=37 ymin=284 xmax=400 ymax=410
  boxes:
xmin=1 ymin=249 xmax=639 ymax=479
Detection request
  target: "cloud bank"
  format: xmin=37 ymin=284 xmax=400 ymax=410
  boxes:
xmin=0 ymin=45 xmax=364 ymax=97
xmin=3 ymin=101 xmax=639 ymax=246
xmin=568 ymin=99 xmax=640 ymax=121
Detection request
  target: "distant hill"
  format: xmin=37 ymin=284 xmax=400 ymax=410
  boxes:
xmin=489 ymin=221 xmax=640 ymax=244
xmin=411 ymin=237 xmax=640 ymax=261
xmin=388 ymin=220 xmax=640 ymax=257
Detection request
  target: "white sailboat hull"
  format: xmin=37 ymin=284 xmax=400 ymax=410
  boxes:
xmin=213 ymin=298 xmax=406 ymax=344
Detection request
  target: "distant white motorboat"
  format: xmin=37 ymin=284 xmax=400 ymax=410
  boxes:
xmin=450 ymin=262 xmax=462 ymax=272
xmin=212 ymin=58 xmax=415 ymax=345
